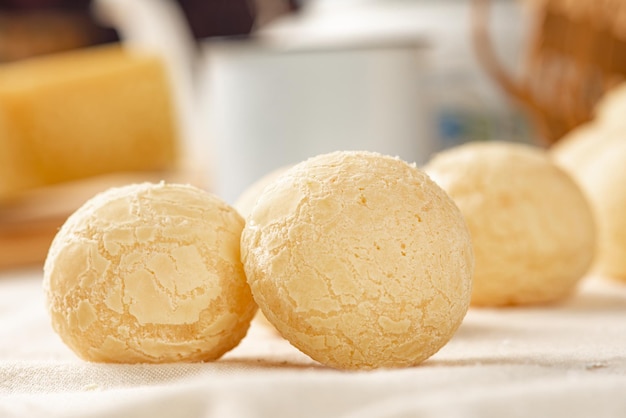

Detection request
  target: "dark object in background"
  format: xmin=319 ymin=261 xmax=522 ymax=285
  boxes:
xmin=176 ymin=0 xmax=300 ymax=38
xmin=176 ymin=0 xmax=255 ymax=39
xmin=0 ymin=0 xmax=299 ymax=62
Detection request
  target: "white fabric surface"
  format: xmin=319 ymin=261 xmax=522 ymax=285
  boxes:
xmin=2 ymin=268 xmax=626 ymax=418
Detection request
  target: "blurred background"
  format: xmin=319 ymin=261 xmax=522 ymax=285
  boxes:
xmin=0 ymin=0 xmax=623 ymax=268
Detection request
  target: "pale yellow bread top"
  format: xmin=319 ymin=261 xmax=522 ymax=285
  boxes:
xmin=241 ymin=150 xmax=474 ymax=370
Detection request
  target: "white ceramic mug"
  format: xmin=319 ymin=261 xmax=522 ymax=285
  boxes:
xmin=199 ymin=38 xmax=432 ymax=203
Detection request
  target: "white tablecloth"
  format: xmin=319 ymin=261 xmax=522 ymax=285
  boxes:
xmin=2 ymin=268 xmax=626 ymax=418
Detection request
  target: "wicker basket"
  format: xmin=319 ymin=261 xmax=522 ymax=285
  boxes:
xmin=472 ymin=0 xmax=626 ymax=146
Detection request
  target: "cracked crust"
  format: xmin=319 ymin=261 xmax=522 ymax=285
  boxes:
xmin=241 ymin=151 xmax=474 ymax=370
xmin=43 ymin=182 xmax=256 ymax=363
xmin=425 ymin=141 xmax=596 ymax=306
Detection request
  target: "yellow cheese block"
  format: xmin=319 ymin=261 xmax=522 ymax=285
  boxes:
xmin=0 ymin=44 xmax=180 ymax=199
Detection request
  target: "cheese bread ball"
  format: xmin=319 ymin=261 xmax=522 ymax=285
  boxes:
xmin=424 ymin=141 xmax=595 ymax=306
xmin=241 ymin=151 xmax=474 ymax=370
xmin=43 ymin=182 xmax=256 ymax=363
xmin=571 ymin=139 xmax=626 ymax=281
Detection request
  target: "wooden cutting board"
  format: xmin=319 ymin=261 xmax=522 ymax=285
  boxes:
xmin=0 ymin=169 xmax=206 ymax=270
